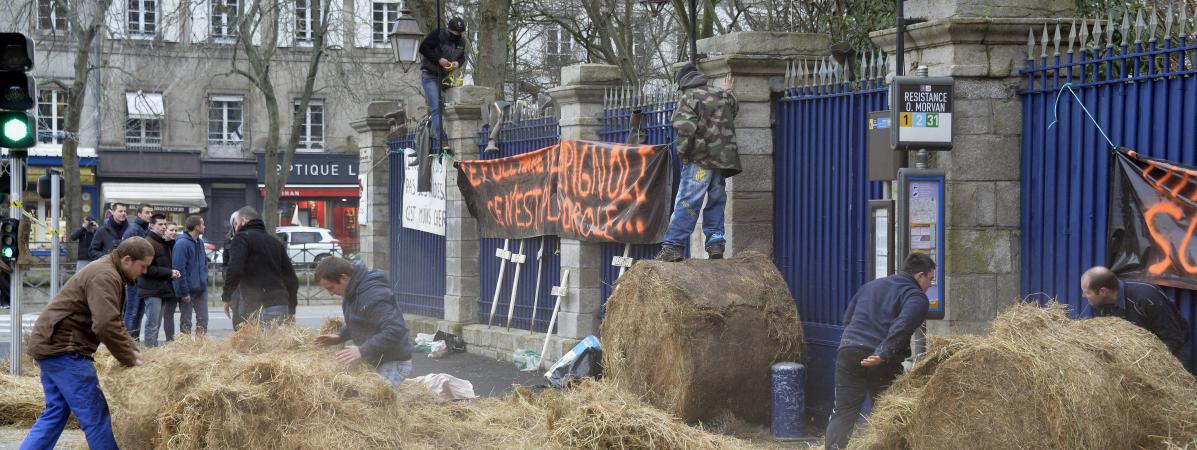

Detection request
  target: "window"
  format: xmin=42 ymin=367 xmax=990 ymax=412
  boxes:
xmin=371 ymin=1 xmax=399 ymax=46
xmin=208 ymin=96 xmax=243 ymax=148
xmin=295 ymin=0 xmax=322 ymax=44
xmin=127 ymin=0 xmax=158 ymax=37
xmin=37 ymin=0 xmax=68 ymax=32
xmin=125 ymin=91 xmax=164 ymax=148
xmin=545 ymin=25 xmax=573 ymax=64
xmin=632 ymin=28 xmax=647 ymax=58
xmin=291 ymin=232 xmax=321 ymax=244
xmin=37 ymin=88 xmax=68 ymax=145
xmin=293 ymin=99 xmax=324 ymax=151
xmin=211 ymin=0 xmax=239 ymax=40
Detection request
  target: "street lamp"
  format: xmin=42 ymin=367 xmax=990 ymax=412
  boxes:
xmin=638 ymin=0 xmax=698 ymax=65
xmin=388 ymin=4 xmax=424 ymax=72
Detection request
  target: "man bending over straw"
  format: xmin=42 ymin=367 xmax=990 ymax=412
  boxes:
xmin=313 ymin=256 xmax=414 ymax=387
xmin=22 ymin=238 xmax=152 ymax=450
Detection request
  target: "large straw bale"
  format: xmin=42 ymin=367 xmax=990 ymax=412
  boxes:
xmin=600 ymin=251 xmax=805 ymax=424
xmin=852 ymin=302 xmax=1197 ymax=450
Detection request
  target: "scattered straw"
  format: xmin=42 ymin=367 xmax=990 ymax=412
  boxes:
xmin=851 ymin=302 xmax=1197 ymax=449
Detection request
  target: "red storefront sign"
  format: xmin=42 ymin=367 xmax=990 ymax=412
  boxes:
xmin=258 ymin=186 xmax=360 ymax=198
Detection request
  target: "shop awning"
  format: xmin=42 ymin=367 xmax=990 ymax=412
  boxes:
xmin=101 ymin=182 xmax=207 ymax=210
xmin=125 ymin=92 xmax=164 ymax=119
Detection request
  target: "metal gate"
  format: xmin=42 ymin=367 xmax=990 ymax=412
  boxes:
xmin=1021 ymin=18 xmax=1197 ymax=370
xmin=774 ymin=56 xmax=890 ymax=420
xmin=476 ymin=116 xmax=563 ymax=332
xmin=597 ymin=87 xmax=683 ymax=317
xmin=389 ymin=133 xmax=446 ymax=318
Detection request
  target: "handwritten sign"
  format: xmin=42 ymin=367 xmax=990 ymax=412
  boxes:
xmin=455 ymin=139 xmax=673 ymax=243
xmin=402 ymin=151 xmax=446 ymax=236
xmin=1108 ymin=148 xmax=1197 ymax=290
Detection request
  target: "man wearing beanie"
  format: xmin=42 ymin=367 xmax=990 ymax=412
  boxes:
xmin=655 ymin=63 xmax=742 ymax=262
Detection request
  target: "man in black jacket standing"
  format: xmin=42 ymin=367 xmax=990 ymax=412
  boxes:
xmin=70 ymin=216 xmax=97 ymax=271
xmin=222 ymin=207 xmax=298 ymax=328
xmin=121 ymin=203 xmax=153 ymax=240
xmin=314 ymin=256 xmax=412 ymax=387
xmin=418 ymin=17 xmax=467 ymax=154
xmin=825 ymin=253 xmax=934 ymax=450
xmin=1081 ymin=266 xmax=1190 ymax=359
xmin=88 ymin=203 xmax=129 ymax=260
xmin=137 ymin=214 xmax=180 ymax=346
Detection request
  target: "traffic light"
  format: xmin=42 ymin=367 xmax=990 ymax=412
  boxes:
xmin=0 ymin=218 xmax=19 ymax=263
xmin=0 ymin=33 xmax=35 ymax=152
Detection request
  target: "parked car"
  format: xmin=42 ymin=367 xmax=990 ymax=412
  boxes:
xmin=275 ymin=226 xmax=342 ymax=266
xmin=205 ymin=243 xmax=222 ymax=264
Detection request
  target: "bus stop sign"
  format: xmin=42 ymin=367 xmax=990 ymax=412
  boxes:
xmin=890 ymin=76 xmax=954 ymax=151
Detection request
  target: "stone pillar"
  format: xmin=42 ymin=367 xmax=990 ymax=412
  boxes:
xmin=696 ymin=32 xmax=830 ymax=257
xmin=871 ymin=1 xmax=1074 ymax=335
xmin=545 ymin=64 xmax=622 ymax=339
xmin=442 ymin=86 xmax=493 ymax=323
xmin=350 ymin=101 xmax=398 ymax=273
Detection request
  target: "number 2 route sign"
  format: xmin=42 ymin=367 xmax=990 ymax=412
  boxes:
xmin=890 ymin=76 xmax=954 ymax=151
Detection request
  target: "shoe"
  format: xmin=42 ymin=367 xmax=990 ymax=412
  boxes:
xmin=654 ymin=245 xmax=684 ymax=262
xmin=706 ymin=243 xmax=724 ymax=259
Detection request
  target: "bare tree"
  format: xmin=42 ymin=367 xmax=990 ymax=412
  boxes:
xmin=228 ymin=0 xmax=334 ymax=231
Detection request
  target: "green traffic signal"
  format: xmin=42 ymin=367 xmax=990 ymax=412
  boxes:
xmin=1 ymin=246 xmax=13 ymax=260
xmin=0 ymin=111 xmax=33 ymax=148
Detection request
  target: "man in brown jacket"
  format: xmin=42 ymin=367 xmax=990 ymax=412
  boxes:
xmin=21 ymin=237 xmax=151 ymax=450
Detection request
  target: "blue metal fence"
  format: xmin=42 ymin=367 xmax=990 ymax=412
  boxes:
xmin=388 ymin=133 xmax=446 ymax=318
xmin=476 ymin=117 xmax=563 ymax=332
xmin=1021 ymin=18 xmax=1197 ymax=370
xmin=774 ymin=56 xmax=890 ymax=420
xmin=596 ymin=87 xmax=685 ymax=316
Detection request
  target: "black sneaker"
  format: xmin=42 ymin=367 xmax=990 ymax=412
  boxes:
xmin=654 ymin=245 xmax=684 ymax=262
xmin=706 ymin=243 xmax=725 ymax=259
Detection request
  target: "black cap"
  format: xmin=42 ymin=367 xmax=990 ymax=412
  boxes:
xmin=675 ymin=62 xmax=697 ymax=84
xmin=448 ymin=17 xmax=466 ymax=33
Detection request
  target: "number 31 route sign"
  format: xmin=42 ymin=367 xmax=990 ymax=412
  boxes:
xmin=890 ymin=76 xmax=954 ymax=151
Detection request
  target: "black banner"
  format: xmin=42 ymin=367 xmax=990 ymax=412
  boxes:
xmin=1108 ymin=148 xmax=1197 ymax=290
xmin=455 ymin=139 xmax=673 ymax=243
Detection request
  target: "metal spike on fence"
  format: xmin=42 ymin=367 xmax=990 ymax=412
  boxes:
xmin=1079 ymin=19 xmax=1090 ymax=51
xmin=878 ymin=52 xmax=887 ymax=79
xmin=1067 ymin=20 xmax=1076 ymax=54
xmin=1106 ymin=13 xmax=1116 ymax=47
xmin=1093 ymin=17 xmax=1104 ymax=48
xmin=1053 ymin=23 xmax=1062 ymax=56
xmin=1041 ymin=24 xmax=1049 ymax=58
xmin=1134 ymin=9 xmax=1146 ymax=44
xmin=1188 ymin=2 xmax=1195 ymax=38
xmin=1149 ymin=7 xmax=1158 ymax=42
xmin=1027 ymin=28 xmax=1035 ymax=60
xmin=860 ymin=52 xmax=869 ymax=81
xmin=1182 ymin=2 xmax=1191 ymax=37
xmin=1165 ymin=4 xmax=1174 ymax=39
xmin=1121 ymin=10 xmax=1130 ymax=46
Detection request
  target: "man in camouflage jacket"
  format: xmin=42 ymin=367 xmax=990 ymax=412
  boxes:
xmin=655 ymin=62 xmax=742 ymax=262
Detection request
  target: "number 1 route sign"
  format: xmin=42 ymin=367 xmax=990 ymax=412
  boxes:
xmin=890 ymin=76 xmax=954 ymax=151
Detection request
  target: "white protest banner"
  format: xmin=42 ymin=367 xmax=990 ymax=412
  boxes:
xmin=402 ymin=150 xmax=447 ymax=236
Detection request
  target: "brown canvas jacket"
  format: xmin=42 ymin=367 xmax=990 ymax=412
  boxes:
xmin=26 ymin=253 xmax=139 ymax=366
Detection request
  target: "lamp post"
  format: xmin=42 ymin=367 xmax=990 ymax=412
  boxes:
xmin=639 ymin=0 xmax=698 ymax=65
xmin=388 ymin=4 xmax=424 ymax=72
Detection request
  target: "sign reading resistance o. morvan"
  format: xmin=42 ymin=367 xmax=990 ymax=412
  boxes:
xmin=890 ymin=76 xmax=954 ymax=150
xmin=455 ymin=140 xmax=673 ymax=243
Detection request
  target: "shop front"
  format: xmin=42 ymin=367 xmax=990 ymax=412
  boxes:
xmin=97 ymin=150 xmax=258 ymax=247
xmin=257 ymin=153 xmax=360 ymax=254
xmin=23 ymin=151 xmax=100 ymax=255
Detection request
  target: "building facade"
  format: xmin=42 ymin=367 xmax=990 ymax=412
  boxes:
xmin=10 ymin=0 xmax=419 ymax=247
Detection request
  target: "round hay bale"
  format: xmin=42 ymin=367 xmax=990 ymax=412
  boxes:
xmin=852 ymin=302 xmax=1197 ymax=450
xmin=600 ymin=251 xmax=804 ymax=424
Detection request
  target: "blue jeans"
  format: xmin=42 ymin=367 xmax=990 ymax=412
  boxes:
xmin=141 ymin=296 xmax=164 ymax=347
xmin=662 ymin=163 xmax=727 ymax=248
xmin=122 ymin=287 xmax=144 ymax=339
xmin=180 ymin=290 xmax=210 ymax=335
xmin=21 ymin=354 xmax=118 ymax=450
xmin=420 ymin=71 xmax=443 ymax=150
xmin=376 ymin=359 xmax=413 ymax=388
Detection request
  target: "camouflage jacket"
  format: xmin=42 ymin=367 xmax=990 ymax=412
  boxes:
xmin=672 ymin=74 xmax=742 ymax=176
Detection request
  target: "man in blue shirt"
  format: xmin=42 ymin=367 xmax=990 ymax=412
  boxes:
xmin=825 ymin=253 xmax=934 ymax=450
xmin=1081 ymin=266 xmax=1189 ymax=358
